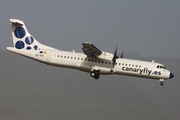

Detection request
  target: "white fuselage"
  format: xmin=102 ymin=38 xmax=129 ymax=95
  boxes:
xmin=7 ymin=47 xmax=171 ymax=80
xmin=7 ymin=18 xmax=174 ymax=86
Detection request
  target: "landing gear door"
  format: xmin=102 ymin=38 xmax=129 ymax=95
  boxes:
xmin=46 ymin=53 xmax=51 ymax=62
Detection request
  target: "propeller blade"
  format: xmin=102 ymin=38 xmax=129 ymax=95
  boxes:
xmin=112 ymin=46 xmax=118 ymax=67
xmin=120 ymin=50 xmax=124 ymax=58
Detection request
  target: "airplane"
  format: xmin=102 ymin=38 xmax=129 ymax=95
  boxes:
xmin=6 ymin=19 xmax=174 ymax=86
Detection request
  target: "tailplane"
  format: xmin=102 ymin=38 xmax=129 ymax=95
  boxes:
xmin=9 ymin=19 xmax=56 ymax=50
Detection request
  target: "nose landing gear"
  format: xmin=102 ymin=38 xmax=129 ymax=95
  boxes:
xmin=160 ymin=81 xmax=164 ymax=86
xmin=159 ymin=79 xmax=164 ymax=86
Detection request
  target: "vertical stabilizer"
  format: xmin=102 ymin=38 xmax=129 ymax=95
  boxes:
xmin=9 ymin=19 xmax=56 ymax=50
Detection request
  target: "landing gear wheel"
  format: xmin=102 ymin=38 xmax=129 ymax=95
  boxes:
xmin=90 ymin=70 xmax=100 ymax=79
xmin=90 ymin=72 xmax=95 ymax=77
xmin=160 ymin=82 xmax=164 ymax=86
xmin=94 ymin=74 xmax=99 ymax=79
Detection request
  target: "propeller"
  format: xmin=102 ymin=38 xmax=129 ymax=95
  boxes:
xmin=112 ymin=46 xmax=118 ymax=67
xmin=112 ymin=47 xmax=124 ymax=68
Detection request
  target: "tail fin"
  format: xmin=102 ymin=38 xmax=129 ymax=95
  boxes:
xmin=9 ymin=19 xmax=56 ymax=50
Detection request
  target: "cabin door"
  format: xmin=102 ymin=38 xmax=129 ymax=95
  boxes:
xmin=46 ymin=53 xmax=51 ymax=62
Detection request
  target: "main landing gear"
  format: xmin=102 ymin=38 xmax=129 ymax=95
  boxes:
xmin=159 ymin=79 xmax=164 ymax=86
xmin=90 ymin=70 xmax=100 ymax=79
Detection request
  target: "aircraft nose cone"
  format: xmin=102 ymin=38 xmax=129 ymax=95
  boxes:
xmin=169 ymin=72 xmax=174 ymax=79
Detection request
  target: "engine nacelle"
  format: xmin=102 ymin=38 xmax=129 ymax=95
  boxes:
xmin=96 ymin=51 xmax=114 ymax=60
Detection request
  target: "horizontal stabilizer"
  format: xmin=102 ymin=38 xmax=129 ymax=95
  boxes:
xmin=10 ymin=19 xmax=23 ymax=26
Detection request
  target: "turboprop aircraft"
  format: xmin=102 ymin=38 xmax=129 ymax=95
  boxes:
xmin=6 ymin=19 xmax=174 ymax=86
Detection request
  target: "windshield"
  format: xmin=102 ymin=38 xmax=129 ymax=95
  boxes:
xmin=157 ymin=65 xmax=166 ymax=69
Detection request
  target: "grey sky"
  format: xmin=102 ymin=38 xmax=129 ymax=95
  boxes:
xmin=0 ymin=0 xmax=180 ymax=58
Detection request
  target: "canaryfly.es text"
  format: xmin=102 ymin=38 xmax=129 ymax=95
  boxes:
xmin=122 ymin=67 xmax=152 ymax=75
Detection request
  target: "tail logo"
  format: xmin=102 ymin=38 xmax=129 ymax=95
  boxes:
xmin=25 ymin=36 xmax=34 ymax=45
xmin=14 ymin=27 xmax=26 ymax=38
xmin=15 ymin=40 xmax=25 ymax=49
xmin=14 ymin=27 xmax=38 ymax=50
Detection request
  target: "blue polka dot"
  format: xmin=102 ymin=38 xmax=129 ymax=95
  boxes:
xmin=25 ymin=36 xmax=34 ymax=45
xmin=34 ymin=45 xmax=38 ymax=50
xmin=26 ymin=46 xmax=31 ymax=50
xmin=15 ymin=41 xmax=25 ymax=49
xmin=14 ymin=27 xmax=26 ymax=38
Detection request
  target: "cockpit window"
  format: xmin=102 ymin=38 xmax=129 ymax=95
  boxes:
xmin=157 ymin=65 xmax=166 ymax=69
xmin=162 ymin=66 xmax=166 ymax=69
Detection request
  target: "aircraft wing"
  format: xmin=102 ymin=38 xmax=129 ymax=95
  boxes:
xmin=82 ymin=42 xmax=102 ymax=57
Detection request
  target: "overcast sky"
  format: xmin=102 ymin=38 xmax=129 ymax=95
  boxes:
xmin=0 ymin=0 xmax=180 ymax=58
